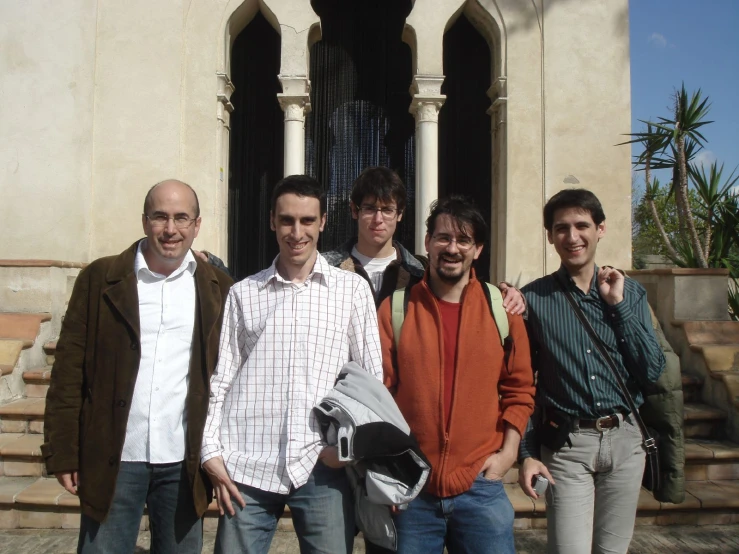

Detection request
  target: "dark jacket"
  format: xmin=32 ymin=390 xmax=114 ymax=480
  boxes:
xmin=640 ymin=307 xmax=685 ymax=504
xmin=41 ymin=241 xmax=233 ymax=522
xmin=323 ymin=239 xmax=424 ymax=308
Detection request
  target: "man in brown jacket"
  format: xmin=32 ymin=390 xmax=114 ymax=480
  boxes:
xmin=42 ymin=180 xmax=233 ymax=554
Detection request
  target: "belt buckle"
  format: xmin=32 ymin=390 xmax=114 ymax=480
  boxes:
xmin=595 ymin=416 xmax=608 ymax=432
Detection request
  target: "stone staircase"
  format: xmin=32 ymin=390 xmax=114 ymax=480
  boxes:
xmin=673 ymin=321 xmax=739 ymax=443
xmin=0 ymin=321 xmax=737 ymax=531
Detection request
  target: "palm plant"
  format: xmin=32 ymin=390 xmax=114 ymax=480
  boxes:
xmin=622 ymin=84 xmax=713 ymax=267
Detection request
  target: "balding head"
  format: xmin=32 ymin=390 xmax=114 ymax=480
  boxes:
xmin=143 ymin=179 xmax=200 ymax=218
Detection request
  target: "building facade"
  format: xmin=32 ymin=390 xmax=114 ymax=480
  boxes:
xmin=0 ymin=0 xmax=633 ymax=285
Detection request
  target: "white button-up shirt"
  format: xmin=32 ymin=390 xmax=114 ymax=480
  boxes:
xmin=201 ymin=254 xmax=383 ymax=493
xmin=121 ymin=242 xmax=196 ymax=463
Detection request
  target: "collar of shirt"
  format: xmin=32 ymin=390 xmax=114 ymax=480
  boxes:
xmin=134 ymin=240 xmax=197 ymax=280
xmin=556 ymin=263 xmax=600 ymax=299
xmin=257 ymin=252 xmax=333 ymax=290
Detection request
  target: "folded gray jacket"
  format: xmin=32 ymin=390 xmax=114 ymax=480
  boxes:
xmin=313 ymin=362 xmax=431 ymax=551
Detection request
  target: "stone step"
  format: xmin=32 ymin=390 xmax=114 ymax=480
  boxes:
xmin=677 ymin=320 xmax=739 ymax=346
xmin=0 ymin=314 xmax=51 ymax=347
xmin=0 ymin=434 xmax=45 ymax=477
xmin=685 ymin=438 xmax=739 ymax=481
xmin=720 ymin=372 xmax=739 ymax=409
xmin=690 ymin=344 xmax=739 ymax=375
xmin=682 ymin=373 xmax=704 ymax=403
xmin=0 ymin=436 xmax=728 ymax=482
xmin=0 ymin=399 xmax=45 ymax=434
xmin=43 ymin=342 xmax=56 ymax=366
xmin=683 ymin=402 xmax=727 ymax=439
xmin=0 ymin=476 xmax=736 ymax=530
xmin=22 ymin=368 xmax=51 ymax=398
xmin=0 ymin=340 xmax=25 ymax=377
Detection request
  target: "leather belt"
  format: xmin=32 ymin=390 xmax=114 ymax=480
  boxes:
xmin=578 ymin=414 xmax=620 ymax=431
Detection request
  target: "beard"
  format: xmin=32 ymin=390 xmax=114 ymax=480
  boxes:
xmin=433 ymin=254 xmax=469 ymax=284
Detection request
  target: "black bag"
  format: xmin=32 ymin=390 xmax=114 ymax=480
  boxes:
xmin=641 ymin=427 xmax=661 ymax=492
xmin=553 ymin=272 xmax=661 ymax=492
xmin=539 ymin=409 xmax=574 ymax=452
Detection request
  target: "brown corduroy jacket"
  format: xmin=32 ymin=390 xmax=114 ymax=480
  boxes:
xmin=41 ymin=241 xmax=233 ymax=522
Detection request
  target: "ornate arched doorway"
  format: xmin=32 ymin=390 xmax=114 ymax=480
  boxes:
xmin=306 ymin=0 xmax=416 ymax=253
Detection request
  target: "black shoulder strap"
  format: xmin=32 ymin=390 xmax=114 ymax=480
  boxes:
xmin=552 ymin=272 xmax=657 ymax=456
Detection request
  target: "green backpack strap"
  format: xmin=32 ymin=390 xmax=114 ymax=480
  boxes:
xmin=391 ymin=288 xmax=407 ymax=350
xmin=482 ymin=282 xmax=509 ymax=346
xmin=391 ymin=282 xmax=509 ymax=348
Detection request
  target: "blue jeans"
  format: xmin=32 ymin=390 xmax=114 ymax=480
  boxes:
xmin=214 ymin=462 xmax=354 ymax=554
xmin=78 ymin=461 xmax=202 ymax=554
xmin=394 ymin=475 xmax=515 ymax=554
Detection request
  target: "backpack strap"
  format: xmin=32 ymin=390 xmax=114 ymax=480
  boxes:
xmin=391 ymin=288 xmax=406 ymax=350
xmin=482 ymin=282 xmax=509 ymax=346
xmin=392 ymin=281 xmax=509 ymax=348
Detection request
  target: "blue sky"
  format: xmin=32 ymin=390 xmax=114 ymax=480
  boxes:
xmin=629 ymin=0 xmax=739 ymax=187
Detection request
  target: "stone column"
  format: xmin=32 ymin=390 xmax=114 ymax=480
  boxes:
xmin=409 ymin=75 xmax=445 ymax=254
xmin=216 ymin=73 xmax=235 ymax=259
xmin=277 ymin=76 xmax=311 ymax=177
xmin=487 ymin=76 xmax=507 ymax=282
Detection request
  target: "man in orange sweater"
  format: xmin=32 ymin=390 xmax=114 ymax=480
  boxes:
xmin=377 ymin=195 xmax=535 ymax=554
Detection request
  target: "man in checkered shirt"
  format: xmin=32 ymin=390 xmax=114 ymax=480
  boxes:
xmin=200 ymin=175 xmax=384 ymax=554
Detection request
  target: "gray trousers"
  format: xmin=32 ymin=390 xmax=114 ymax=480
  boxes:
xmin=542 ymin=415 xmax=646 ymax=554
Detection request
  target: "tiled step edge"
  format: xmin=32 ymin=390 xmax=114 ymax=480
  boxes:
xmin=43 ymin=342 xmax=56 ymax=366
xmin=0 ymin=399 xmax=45 ymax=434
xmin=22 ymin=368 xmax=51 ymax=398
xmin=0 ymin=314 xmax=51 ymax=346
xmin=0 ymin=477 xmax=736 ymax=530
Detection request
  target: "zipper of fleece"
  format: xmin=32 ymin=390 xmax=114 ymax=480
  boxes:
xmin=434 ymin=281 xmax=471 ymax=493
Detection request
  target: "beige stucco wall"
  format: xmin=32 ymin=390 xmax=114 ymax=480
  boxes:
xmin=0 ymin=0 xmax=633 ymax=285
xmin=541 ymin=0 xmax=632 ymax=276
xmin=0 ymin=0 xmax=97 ymax=261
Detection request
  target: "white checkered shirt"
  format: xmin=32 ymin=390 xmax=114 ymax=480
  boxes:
xmin=201 ymin=253 xmax=383 ymax=493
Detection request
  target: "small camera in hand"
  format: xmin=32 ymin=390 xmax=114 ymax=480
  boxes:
xmin=532 ymin=474 xmax=549 ymax=496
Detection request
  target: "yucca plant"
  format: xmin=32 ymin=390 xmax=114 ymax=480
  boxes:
xmin=622 ymin=84 xmax=714 ymax=267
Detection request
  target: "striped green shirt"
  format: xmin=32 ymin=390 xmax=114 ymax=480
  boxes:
xmin=519 ymin=264 xmax=665 ymax=459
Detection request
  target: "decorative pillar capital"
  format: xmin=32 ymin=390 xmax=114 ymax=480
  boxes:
xmin=216 ymin=73 xmax=235 ymax=127
xmin=486 ymin=76 xmax=507 ymax=127
xmin=409 ymin=74 xmax=446 ymax=123
xmin=278 ymin=75 xmax=311 ymax=122
xmin=278 ymin=95 xmax=311 ymax=121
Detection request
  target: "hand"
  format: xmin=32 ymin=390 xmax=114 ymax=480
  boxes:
xmin=318 ymin=446 xmax=348 ymax=469
xmin=55 ymin=471 xmax=79 ymax=495
xmin=202 ymin=456 xmax=246 ymax=516
xmin=499 ymin=282 xmax=526 ymax=315
xmin=597 ymin=266 xmax=624 ymax=306
xmin=480 ymin=450 xmax=516 ymax=481
xmin=193 ymin=250 xmax=209 ymax=263
xmin=518 ymin=457 xmax=555 ymax=499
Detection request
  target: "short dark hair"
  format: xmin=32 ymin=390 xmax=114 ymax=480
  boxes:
xmin=350 ymin=167 xmax=407 ymax=213
xmin=426 ymin=195 xmax=488 ymax=245
xmin=143 ymin=180 xmax=200 ymax=218
xmin=543 ymin=188 xmax=606 ymax=231
xmin=270 ymin=175 xmax=327 ymax=215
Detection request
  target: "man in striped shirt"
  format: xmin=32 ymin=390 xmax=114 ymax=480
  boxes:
xmin=200 ymin=175 xmax=384 ymax=554
xmin=518 ymin=189 xmax=665 ymax=554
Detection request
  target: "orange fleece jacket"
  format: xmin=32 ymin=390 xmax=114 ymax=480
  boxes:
xmin=378 ymin=274 xmax=535 ymax=498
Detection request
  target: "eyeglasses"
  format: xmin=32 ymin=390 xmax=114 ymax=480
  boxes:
xmin=145 ymin=214 xmax=197 ymax=229
xmin=359 ymin=205 xmax=399 ymax=220
xmin=431 ymin=234 xmax=476 ymax=251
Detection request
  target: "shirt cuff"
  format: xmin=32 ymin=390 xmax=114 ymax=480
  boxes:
xmin=517 ymin=417 xmax=539 ymax=462
xmin=200 ymin=443 xmax=223 ymax=465
xmin=606 ymin=299 xmax=633 ymax=327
